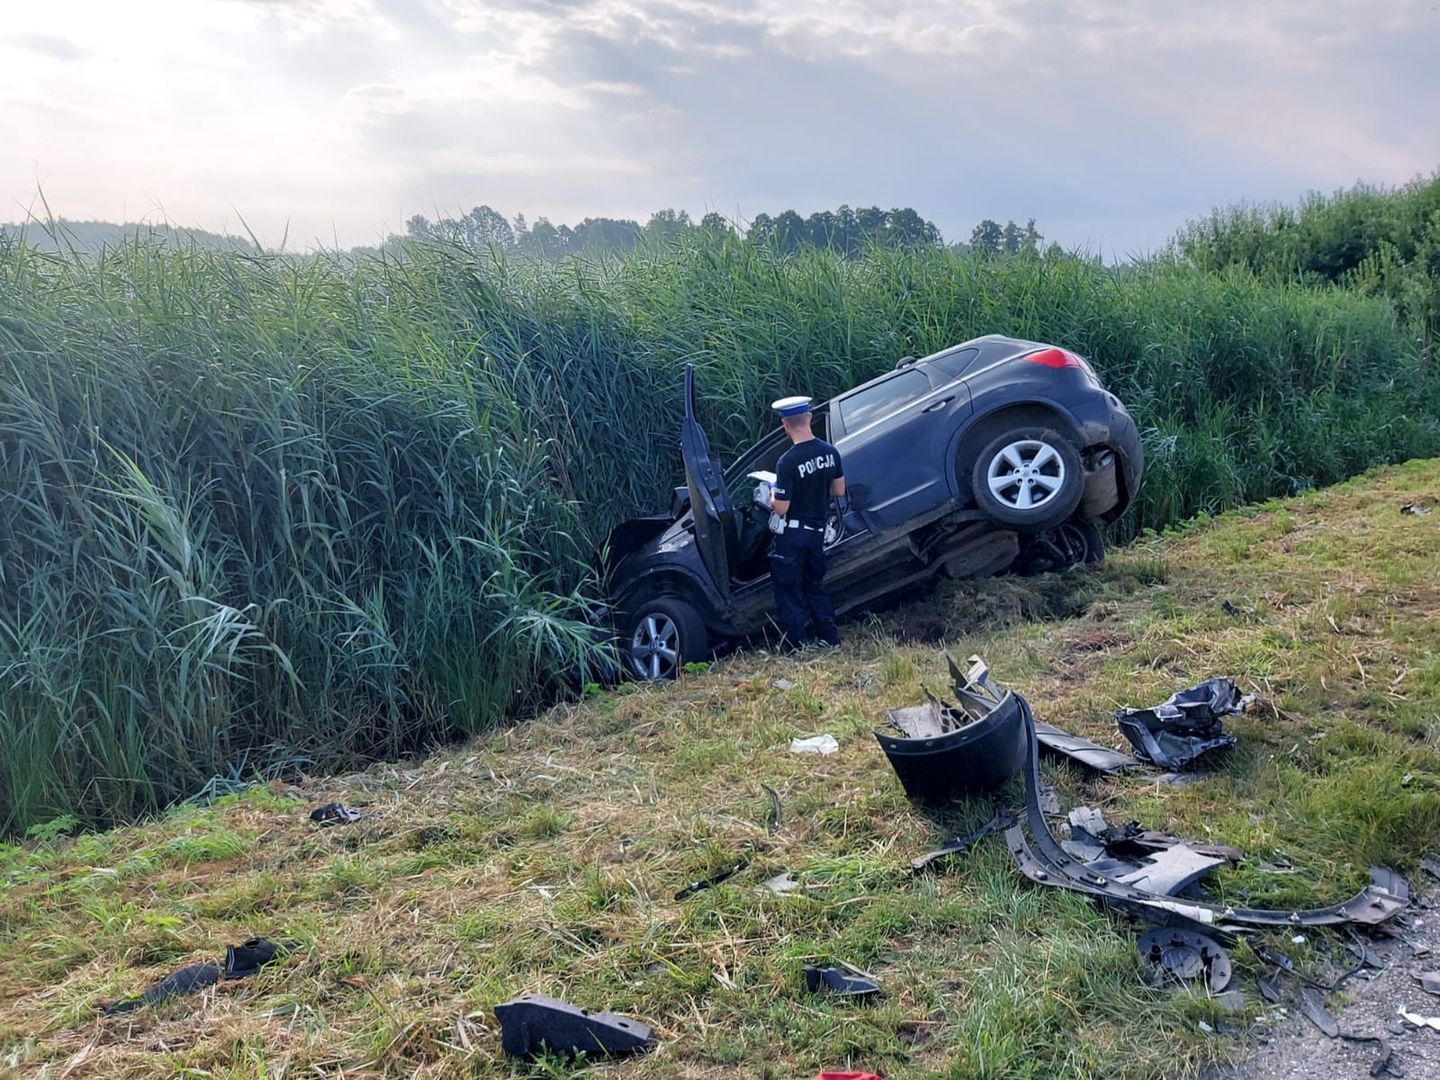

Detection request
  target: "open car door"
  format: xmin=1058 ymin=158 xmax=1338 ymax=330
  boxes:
xmin=681 ymin=365 xmax=732 ymax=602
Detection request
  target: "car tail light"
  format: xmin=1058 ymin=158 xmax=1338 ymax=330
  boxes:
xmin=1025 ymin=347 xmax=1097 ymax=381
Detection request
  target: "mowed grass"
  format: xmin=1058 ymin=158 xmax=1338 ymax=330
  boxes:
xmin=3 ymin=461 xmax=1439 ymax=1079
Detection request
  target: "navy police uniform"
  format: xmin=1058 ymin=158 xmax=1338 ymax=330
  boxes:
xmin=769 ymin=396 xmax=844 ymax=648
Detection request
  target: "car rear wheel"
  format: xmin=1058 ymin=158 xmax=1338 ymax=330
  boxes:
xmin=971 ymin=428 xmax=1084 ymax=532
xmin=622 ymin=597 xmax=707 ymax=680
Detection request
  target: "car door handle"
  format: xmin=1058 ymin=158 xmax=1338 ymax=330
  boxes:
xmin=922 ymin=397 xmax=953 ymax=412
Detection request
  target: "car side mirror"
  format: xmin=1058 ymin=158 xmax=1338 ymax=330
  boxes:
xmin=670 ymin=486 xmax=692 ymax=518
xmin=848 ymin=484 xmax=872 ymax=510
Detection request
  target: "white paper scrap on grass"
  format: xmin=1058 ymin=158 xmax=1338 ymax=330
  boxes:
xmin=790 ymin=734 xmax=840 ymax=755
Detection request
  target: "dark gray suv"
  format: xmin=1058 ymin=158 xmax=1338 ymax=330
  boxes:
xmin=605 ymin=335 xmax=1143 ymax=678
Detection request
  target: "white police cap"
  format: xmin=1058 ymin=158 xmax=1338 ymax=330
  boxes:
xmin=772 ymin=395 xmax=812 ymax=417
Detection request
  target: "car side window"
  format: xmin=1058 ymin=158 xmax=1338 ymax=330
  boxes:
xmin=925 ymin=346 xmax=981 ymax=381
xmin=838 ymin=370 xmax=931 ymax=433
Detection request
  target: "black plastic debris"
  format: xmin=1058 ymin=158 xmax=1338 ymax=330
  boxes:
xmin=1138 ymin=928 xmax=1232 ymax=992
xmin=104 ymin=937 xmax=290 ymax=1014
xmin=1299 ymin=987 xmax=1340 ymax=1037
xmin=1114 ymin=678 xmax=1252 ymax=769
xmin=1061 ymin=806 xmax=1238 ymax=896
xmin=1037 ymin=782 xmax=1061 ymax=816
xmin=105 ymin=962 xmax=220 ymax=1014
xmin=674 ymin=858 xmax=749 ymax=900
xmin=762 ymin=783 xmax=784 ymax=833
xmin=226 ymin=937 xmax=288 ymax=978
xmin=1258 ymin=972 xmax=1283 ymax=1003
xmin=993 ymin=668 xmax=1409 ymax=934
xmin=803 ymin=963 xmax=881 ymax=998
xmin=1369 ymin=1040 xmax=1401 ymax=1078
xmin=875 ymin=656 xmax=1025 ymax=801
xmin=1032 ymin=718 xmax=1136 ymax=774
xmin=1114 ymin=845 xmax=1227 ymax=898
xmin=493 ymin=993 xmax=653 ymax=1058
xmin=310 ymin=802 xmax=369 ymax=826
xmin=911 ymin=809 xmax=1013 ymax=871
xmin=1400 ymin=502 xmax=1430 ymax=516
xmin=1213 ymin=989 xmax=1246 ymax=1012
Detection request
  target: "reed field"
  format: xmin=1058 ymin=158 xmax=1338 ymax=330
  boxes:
xmin=2 ymin=226 xmax=1438 ymax=833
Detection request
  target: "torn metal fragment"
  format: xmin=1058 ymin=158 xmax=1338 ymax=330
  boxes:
xmin=1421 ymin=855 xmax=1440 ymax=881
xmin=493 ymin=993 xmax=653 ymax=1058
xmin=1416 ymin=970 xmax=1440 ymax=996
xmin=911 ymin=809 xmax=1012 ymax=871
xmin=803 ymin=964 xmax=881 ymax=998
xmin=1137 ymin=928 xmax=1232 ymax=992
xmin=1115 ymin=678 xmax=1250 ymax=770
xmin=1299 ymin=988 xmax=1340 ymax=1037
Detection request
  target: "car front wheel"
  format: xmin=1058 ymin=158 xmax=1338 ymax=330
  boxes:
xmin=1012 ymin=520 xmax=1105 ymax=576
xmin=621 ymin=597 xmax=708 ymax=680
xmin=971 ymin=428 xmax=1084 ymax=532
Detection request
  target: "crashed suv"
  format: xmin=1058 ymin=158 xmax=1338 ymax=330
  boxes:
xmin=605 ymin=335 xmax=1143 ymax=678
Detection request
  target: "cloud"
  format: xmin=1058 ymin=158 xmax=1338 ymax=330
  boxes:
xmin=1 ymin=0 xmax=1435 ymax=251
xmin=2 ymin=33 xmax=87 ymax=61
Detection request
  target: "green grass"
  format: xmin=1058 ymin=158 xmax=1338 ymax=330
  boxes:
xmin=1 ymin=461 xmax=1437 ymax=1077
xmin=1 ymin=231 xmax=1438 ymax=834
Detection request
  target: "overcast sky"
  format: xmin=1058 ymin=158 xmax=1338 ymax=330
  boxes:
xmin=2 ymin=0 xmax=1437 ymax=255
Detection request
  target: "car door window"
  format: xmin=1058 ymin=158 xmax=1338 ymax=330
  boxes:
xmin=838 ymin=370 xmax=930 ymax=433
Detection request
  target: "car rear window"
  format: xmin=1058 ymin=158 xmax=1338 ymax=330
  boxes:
xmin=925 ymin=346 xmax=981 ymax=380
xmin=838 ymin=370 xmax=930 ymax=432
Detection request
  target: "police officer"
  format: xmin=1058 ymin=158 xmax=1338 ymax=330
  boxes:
xmin=768 ymin=395 xmax=845 ymax=650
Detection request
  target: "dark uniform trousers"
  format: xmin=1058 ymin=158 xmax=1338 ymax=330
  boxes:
xmin=770 ymin=526 xmax=839 ymax=648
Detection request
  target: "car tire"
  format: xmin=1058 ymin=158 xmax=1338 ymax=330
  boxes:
xmin=1012 ymin=520 xmax=1105 ymax=577
xmin=621 ymin=597 xmax=707 ymax=680
xmin=970 ymin=427 xmax=1084 ymax=532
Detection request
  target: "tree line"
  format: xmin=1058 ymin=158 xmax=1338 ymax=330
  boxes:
xmin=402 ymin=204 xmax=1047 ymax=258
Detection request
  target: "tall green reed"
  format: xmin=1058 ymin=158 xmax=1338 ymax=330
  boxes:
xmin=0 ymin=231 xmax=1435 ymax=832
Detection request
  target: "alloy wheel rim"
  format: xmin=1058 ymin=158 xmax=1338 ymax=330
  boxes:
xmin=986 ymin=439 xmax=1066 ymax=511
xmin=630 ymin=613 xmax=679 ymax=679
